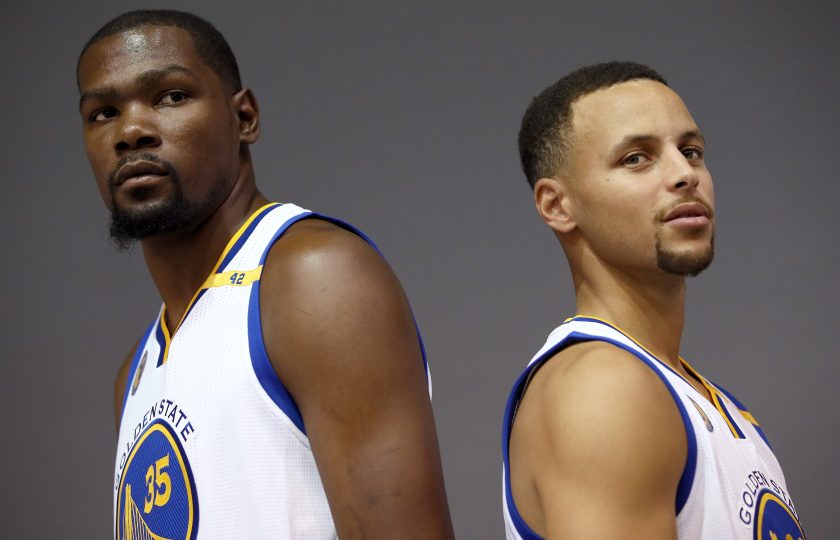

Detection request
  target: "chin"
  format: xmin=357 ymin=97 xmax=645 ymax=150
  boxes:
xmin=655 ymin=240 xmax=715 ymax=277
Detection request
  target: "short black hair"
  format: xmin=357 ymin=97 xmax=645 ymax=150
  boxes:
xmin=518 ymin=61 xmax=667 ymax=188
xmin=77 ymin=9 xmax=242 ymax=92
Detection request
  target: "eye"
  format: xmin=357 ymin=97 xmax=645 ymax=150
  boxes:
xmin=682 ymin=146 xmax=703 ymax=160
xmin=91 ymin=107 xmax=118 ymax=122
xmin=158 ymin=90 xmax=189 ymax=105
xmin=621 ymin=152 xmax=651 ymax=168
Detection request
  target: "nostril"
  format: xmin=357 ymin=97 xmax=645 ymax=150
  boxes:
xmin=115 ymin=141 xmax=130 ymax=151
xmin=137 ymin=135 xmax=156 ymax=147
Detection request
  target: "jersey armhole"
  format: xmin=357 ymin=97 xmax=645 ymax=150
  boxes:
xmin=246 ymin=211 xmax=432 ymax=437
xmin=502 ymin=331 xmax=699 ymax=539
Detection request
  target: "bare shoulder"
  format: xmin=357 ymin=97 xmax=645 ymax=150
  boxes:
xmin=258 ymin=216 xmax=421 ymax=409
xmin=509 ymin=340 xmax=686 ymax=537
xmin=514 ymin=340 xmax=686 ymax=466
xmin=257 ymin=217 xmax=453 ymax=537
xmin=259 ymin=217 xmax=413 ymax=373
xmin=262 ymin=217 xmax=402 ymax=302
xmin=522 ymin=340 xmax=680 ymax=419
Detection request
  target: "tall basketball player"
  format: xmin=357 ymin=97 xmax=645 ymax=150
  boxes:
xmin=78 ymin=10 xmax=454 ymax=539
xmin=502 ymin=62 xmax=804 ymax=539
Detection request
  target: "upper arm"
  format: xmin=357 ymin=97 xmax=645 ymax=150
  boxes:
xmin=260 ymin=220 xmax=453 ymax=539
xmin=113 ymin=340 xmax=139 ymax=433
xmin=509 ymin=341 xmax=686 ymax=540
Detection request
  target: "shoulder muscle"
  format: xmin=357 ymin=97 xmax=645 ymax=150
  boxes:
xmin=510 ymin=340 xmax=685 ymax=539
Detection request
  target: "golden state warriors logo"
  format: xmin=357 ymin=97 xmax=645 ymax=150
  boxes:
xmin=754 ymin=489 xmax=805 ymax=540
xmin=116 ymin=419 xmax=198 ymax=540
xmin=131 ymin=352 xmax=147 ymax=396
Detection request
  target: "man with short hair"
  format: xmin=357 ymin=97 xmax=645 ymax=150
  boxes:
xmin=78 ymin=9 xmax=454 ymax=539
xmin=502 ymin=62 xmax=804 ymax=539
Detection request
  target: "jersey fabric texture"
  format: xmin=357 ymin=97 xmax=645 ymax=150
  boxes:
xmin=501 ymin=316 xmax=804 ymax=540
xmin=113 ymin=202 xmax=431 ymax=540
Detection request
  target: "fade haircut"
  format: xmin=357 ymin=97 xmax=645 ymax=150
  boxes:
xmin=77 ymin=9 xmax=242 ymax=92
xmin=518 ymin=61 xmax=667 ymax=188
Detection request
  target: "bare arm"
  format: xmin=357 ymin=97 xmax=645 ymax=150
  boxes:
xmin=113 ymin=340 xmax=139 ymax=433
xmin=509 ymin=341 xmax=687 ymax=539
xmin=260 ymin=219 xmax=454 ymax=539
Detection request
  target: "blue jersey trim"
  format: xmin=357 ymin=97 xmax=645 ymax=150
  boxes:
xmin=120 ymin=320 xmax=157 ymax=421
xmin=712 ymin=381 xmax=773 ymax=449
xmin=502 ymin=324 xmax=698 ymax=538
xmin=217 ymin=203 xmax=281 ymax=271
xmin=502 ymin=340 xmax=570 ymax=540
xmin=247 ymin=211 xmax=315 ymax=435
xmin=154 ymin=320 xmax=167 ymax=368
xmin=246 ymin=209 xmax=430 ymax=436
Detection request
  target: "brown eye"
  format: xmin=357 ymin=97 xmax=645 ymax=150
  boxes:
xmin=159 ymin=91 xmax=188 ymax=105
xmin=622 ymin=152 xmax=650 ymax=167
xmin=92 ymin=108 xmax=118 ymax=122
xmin=682 ymin=147 xmax=703 ymax=160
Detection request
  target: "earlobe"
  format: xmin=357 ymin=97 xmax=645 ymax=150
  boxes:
xmin=232 ymin=88 xmax=260 ymax=144
xmin=534 ymin=177 xmax=576 ymax=234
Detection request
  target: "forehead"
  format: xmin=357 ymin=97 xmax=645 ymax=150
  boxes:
xmin=570 ymin=80 xmax=698 ymax=145
xmin=78 ymin=25 xmax=210 ymax=90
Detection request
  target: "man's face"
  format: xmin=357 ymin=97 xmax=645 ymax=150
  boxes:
xmin=78 ymin=25 xmax=241 ymax=248
xmin=563 ymin=79 xmax=715 ymax=277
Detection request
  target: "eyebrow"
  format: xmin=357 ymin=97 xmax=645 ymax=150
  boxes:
xmin=608 ymin=129 xmax=706 ymax=156
xmin=79 ymin=64 xmax=198 ymax=111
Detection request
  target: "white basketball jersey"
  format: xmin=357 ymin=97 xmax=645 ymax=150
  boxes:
xmin=113 ymin=202 xmax=431 ymax=540
xmin=502 ymin=316 xmax=804 ymax=540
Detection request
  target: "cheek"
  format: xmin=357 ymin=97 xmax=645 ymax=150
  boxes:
xmin=163 ymin=111 xmax=237 ymax=163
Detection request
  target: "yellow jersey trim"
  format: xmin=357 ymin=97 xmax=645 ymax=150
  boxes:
xmin=201 ymin=266 xmax=264 ymax=289
xmin=159 ymin=202 xmax=280 ymax=365
xmin=570 ymin=315 xmax=746 ymax=438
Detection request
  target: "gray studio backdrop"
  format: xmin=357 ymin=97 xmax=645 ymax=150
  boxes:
xmin=2 ymin=1 xmax=837 ymax=537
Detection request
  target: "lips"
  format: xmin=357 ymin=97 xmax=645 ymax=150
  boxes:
xmin=661 ymin=201 xmax=712 ymax=228
xmin=114 ymin=161 xmax=168 ymax=186
xmin=663 ymin=202 xmax=710 ymax=222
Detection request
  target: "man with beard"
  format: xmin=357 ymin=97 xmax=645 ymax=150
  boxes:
xmin=78 ymin=10 xmax=453 ymax=539
xmin=501 ymin=62 xmax=804 ymax=539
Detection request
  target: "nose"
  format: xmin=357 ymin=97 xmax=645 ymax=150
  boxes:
xmin=114 ymin=105 xmax=161 ymax=152
xmin=665 ymin=147 xmax=699 ymax=192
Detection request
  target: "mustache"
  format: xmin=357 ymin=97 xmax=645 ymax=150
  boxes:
xmin=656 ymin=196 xmax=714 ymax=222
xmin=108 ymin=152 xmax=176 ymax=189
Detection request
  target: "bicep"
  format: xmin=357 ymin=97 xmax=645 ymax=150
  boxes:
xmin=261 ymin=225 xmax=452 ymax=539
xmin=519 ymin=347 xmax=685 ymax=539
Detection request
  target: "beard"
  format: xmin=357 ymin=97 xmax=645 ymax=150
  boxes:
xmin=108 ymin=153 xmax=226 ymax=251
xmin=655 ymin=233 xmax=715 ymax=277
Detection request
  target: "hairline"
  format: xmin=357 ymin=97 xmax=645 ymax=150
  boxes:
xmin=559 ymin=77 xmax=670 ymax=178
xmin=77 ymin=21 xmax=237 ymax=93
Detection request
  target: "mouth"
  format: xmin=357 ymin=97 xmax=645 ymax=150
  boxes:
xmin=114 ymin=161 xmax=169 ymax=187
xmin=662 ymin=201 xmax=712 ymax=228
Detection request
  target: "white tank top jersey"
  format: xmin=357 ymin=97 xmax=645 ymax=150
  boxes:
xmin=113 ymin=202 xmax=431 ymax=540
xmin=502 ymin=317 xmax=804 ymax=540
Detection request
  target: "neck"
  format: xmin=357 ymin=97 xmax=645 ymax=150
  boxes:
xmin=572 ymin=259 xmax=687 ymax=367
xmin=140 ymin=163 xmax=268 ymax=330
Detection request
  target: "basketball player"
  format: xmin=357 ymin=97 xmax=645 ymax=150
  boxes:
xmin=78 ymin=10 xmax=454 ymax=539
xmin=502 ymin=62 xmax=804 ymax=539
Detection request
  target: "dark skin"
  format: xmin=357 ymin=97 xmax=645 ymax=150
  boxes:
xmin=81 ymin=25 xmax=454 ymax=539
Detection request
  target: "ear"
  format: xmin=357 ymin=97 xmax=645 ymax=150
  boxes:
xmin=534 ymin=176 xmax=576 ymax=234
xmin=232 ymin=88 xmax=260 ymax=144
